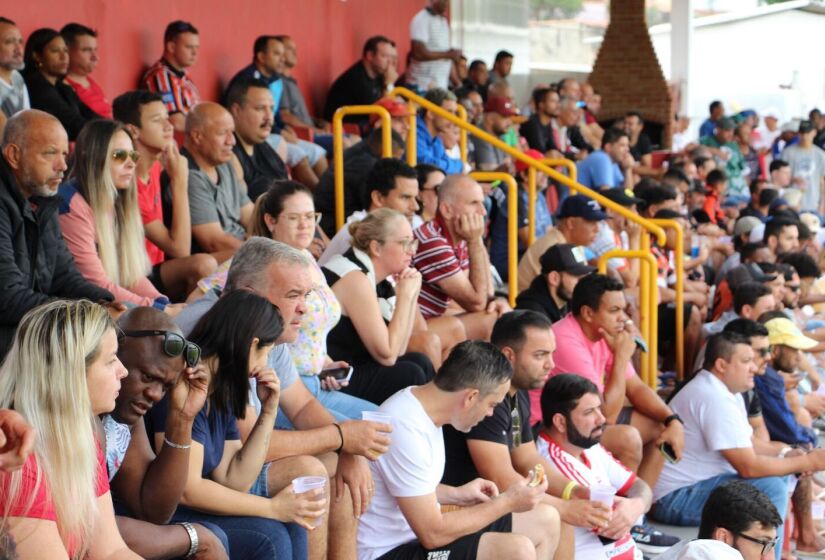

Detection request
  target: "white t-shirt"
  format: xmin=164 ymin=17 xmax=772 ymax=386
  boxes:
xmin=653 ymin=370 xmax=752 ymax=501
xmin=781 ymin=144 xmax=825 ymax=211
xmin=407 ymin=8 xmax=452 ymax=90
xmin=357 ymin=387 xmax=445 ymax=560
xmin=536 ymin=433 xmax=638 ymax=560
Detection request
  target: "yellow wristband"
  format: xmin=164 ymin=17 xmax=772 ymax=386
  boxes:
xmin=562 ymin=480 xmax=579 ymax=501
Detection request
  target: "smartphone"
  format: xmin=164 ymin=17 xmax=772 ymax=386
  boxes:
xmin=660 ymin=442 xmax=678 ymax=464
xmin=319 ymin=366 xmax=353 ymax=383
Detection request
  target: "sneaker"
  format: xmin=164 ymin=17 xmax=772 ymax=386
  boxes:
xmin=630 ymin=523 xmax=681 ymax=554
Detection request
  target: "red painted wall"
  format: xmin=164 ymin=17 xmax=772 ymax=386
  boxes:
xmin=6 ymin=0 xmax=424 ymax=115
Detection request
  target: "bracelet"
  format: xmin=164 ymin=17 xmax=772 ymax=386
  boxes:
xmin=561 ymin=480 xmax=579 ymax=501
xmin=164 ymin=436 xmax=192 ymax=450
xmin=179 ymin=521 xmax=199 ymax=558
xmin=779 ymin=446 xmax=793 ymax=459
xmin=333 ymin=423 xmax=344 ymax=454
xmin=663 ymin=414 xmax=683 ymax=427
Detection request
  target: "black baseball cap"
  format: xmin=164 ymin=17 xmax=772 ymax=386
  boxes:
xmin=540 ymin=243 xmax=597 ymax=276
xmin=601 ymin=188 xmax=644 ymax=207
xmin=557 ymin=195 xmax=608 ymax=221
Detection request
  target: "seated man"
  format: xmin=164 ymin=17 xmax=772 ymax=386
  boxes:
xmin=469 ymin=95 xmax=516 ymax=172
xmin=651 ymin=331 xmax=825 ymax=557
xmin=544 ymin=274 xmax=685 ymax=493
xmin=412 ymin=174 xmax=509 ymax=341
xmin=225 ymin=77 xmax=288 ymax=201
xmin=516 ymin=243 xmax=595 ymax=323
xmin=415 ymin=88 xmax=465 ymax=175
xmin=0 ymin=110 xmax=115 ymax=357
xmin=0 ymin=18 xmax=29 ymax=131
xmin=538 ymin=373 xmax=655 ymax=558
xmin=182 ymin=102 xmax=253 ymax=260
xmin=61 ymin=23 xmax=111 ymax=118
xmin=656 ymin=481 xmax=782 ymax=560
xmin=357 ymin=340 xmax=560 ymax=560
xmin=106 ymin=307 xmax=227 ymax=559
xmin=576 ymin=127 xmax=635 ymax=191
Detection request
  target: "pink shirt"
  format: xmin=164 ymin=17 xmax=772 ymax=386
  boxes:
xmin=529 ymin=314 xmax=635 ymax=423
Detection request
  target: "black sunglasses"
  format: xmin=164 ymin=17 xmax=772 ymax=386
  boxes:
xmin=118 ymin=330 xmax=201 ymax=368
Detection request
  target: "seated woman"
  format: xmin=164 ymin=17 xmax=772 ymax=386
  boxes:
xmin=322 ymin=208 xmax=436 ymax=405
xmin=0 ymin=300 xmax=139 ymax=559
xmin=146 ymin=289 xmax=324 ymax=560
xmin=22 ymin=28 xmax=102 ymax=141
xmin=58 ymin=119 xmax=181 ymax=313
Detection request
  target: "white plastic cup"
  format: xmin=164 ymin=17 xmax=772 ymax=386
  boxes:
xmin=589 ymin=484 xmax=615 ymax=508
xmin=362 ymin=411 xmax=392 ymax=428
xmin=293 ymin=476 xmax=326 ymax=528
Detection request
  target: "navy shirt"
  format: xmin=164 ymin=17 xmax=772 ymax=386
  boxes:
xmin=753 ymin=365 xmax=817 ymax=447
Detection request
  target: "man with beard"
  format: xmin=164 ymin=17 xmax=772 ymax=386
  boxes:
xmin=105 ymin=307 xmax=228 ymax=559
xmin=470 ymin=96 xmax=517 ymax=172
xmin=520 ymin=87 xmax=562 ymax=159
xmin=536 ymin=373 xmax=652 ymax=559
xmin=0 ymin=110 xmax=114 ymax=357
xmin=0 ymin=18 xmax=29 ymax=129
xmin=516 ymin=244 xmax=595 ymax=323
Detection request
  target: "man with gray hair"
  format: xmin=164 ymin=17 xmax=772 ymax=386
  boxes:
xmin=178 ymin=237 xmax=392 ymax=560
xmin=0 ymin=109 xmax=114 ymax=357
xmin=416 ymin=87 xmax=464 ymax=175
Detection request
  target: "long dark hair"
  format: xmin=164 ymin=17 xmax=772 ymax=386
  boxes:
xmin=23 ymin=28 xmax=62 ymax=74
xmin=189 ymin=290 xmax=283 ymax=419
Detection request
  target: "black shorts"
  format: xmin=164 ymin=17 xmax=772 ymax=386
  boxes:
xmin=148 ymin=262 xmax=166 ymax=293
xmin=657 ymin=302 xmax=694 ymax=352
xmin=375 ymin=514 xmax=512 ymax=560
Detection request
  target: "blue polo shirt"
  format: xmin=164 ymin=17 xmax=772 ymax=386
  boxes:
xmin=754 ymin=365 xmax=817 ymax=447
xmin=415 ymin=117 xmax=463 ymax=175
xmin=576 ymin=150 xmax=624 ymax=190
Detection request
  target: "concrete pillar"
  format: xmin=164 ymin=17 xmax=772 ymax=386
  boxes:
xmin=671 ymin=0 xmax=694 ymax=119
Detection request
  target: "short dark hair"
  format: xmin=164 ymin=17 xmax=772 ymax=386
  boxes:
xmin=640 ymin=183 xmax=678 ymax=206
xmin=693 ymin=155 xmax=712 ymax=169
xmin=625 ymin=110 xmax=643 ymax=122
xmin=532 ymin=87 xmax=552 ymax=108
xmin=709 ymin=100 xmax=723 ymax=114
xmin=662 ymin=168 xmax=689 ymax=189
xmin=540 ymin=374 xmax=599 ymax=430
xmin=602 ymin=127 xmax=628 ymax=147
xmin=225 ymin=76 xmax=270 ymax=109
xmin=164 ymin=20 xmax=198 ymax=44
xmin=698 ymin=481 xmax=782 ymax=539
xmin=723 ymin=318 xmax=769 ymax=340
xmin=491 ymin=311 xmax=553 ymax=352
xmin=741 ymin=241 xmax=768 ymax=262
xmin=434 ymin=340 xmax=513 ymax=396
xmin=758 ymin=188 xmax=779 ymax=208
xmin=415 ymin=163 xmax=444 ymax=190
xmin=733 ymin=282 xmax=772 ymax=315
xmin=769 ymin=159 xmax=789 ymax=173
xmin=707 ymin=168 xmax=727 ymax=186
xmin=757 ymin=310 xmax=787 ymax=324
xmin=703 ymin=331 xmax=751 ymax=370
xmin=494 ymin=50 xmax=514 ymax=64
xmin=0 ymin=17 xmax=16 ymax=26
xmin=749 ymin=177 xmax=767 ymax=196
xmin=469 ymin=59 xmax=486 ymax=72
xmin=253 ymin=35 xmax=279 ymax=59
xmin=112 ymin=90 xmax=164 ymax=127
xmin=776 ymin=263 xmax=795 ymax=281
xmin=365 ymin=127 xmax=405 ymax=154
xmin=189 ymin=290 xmax=283 ymax=419
xmin=363 ymin=35 xmax=394 ymax=57
xmin=364 ymin=158 xmax=417 ymax=209
xmin=571 ymin=273 xmax=624 ymax=317
xmin=763 ymin=217 xmax=799 ymax=244
xmin=778 ymin=251 xmax=819 ymax=279
xmin=60 ymin=22 xmax=96 ymax=46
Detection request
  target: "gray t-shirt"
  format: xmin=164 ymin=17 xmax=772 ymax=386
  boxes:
xmin=781 ymin=144 xmax=825 ymax=211
xmin=470 ymin=134 xmax=508 ymax=169
xmin=188 ymin=162 xmax=250 ymax=241
xmin=0 ymin=70 xmax=30 ymax=118
xmin=281 ymin=76 xmax=313 ymax=125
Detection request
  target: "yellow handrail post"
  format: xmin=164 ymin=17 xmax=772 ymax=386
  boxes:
xmin=406 ymin=102 xmax=417 ymax=167
xmin=332 ymin=106 xmax=392 ymax=232
xmin=456 ymin=104 xmax=468 ymax=165
xmin=527 ymin=167 xmax=537 ymax=246
xmin=650 ymin=219 xmax=685 ymax=381
xmin=542 ymin=158 xmax=578 ymax=195
xmin=470 ymin=172 xmax=519 ymax=308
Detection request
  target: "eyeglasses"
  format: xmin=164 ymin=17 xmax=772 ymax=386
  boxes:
xmin=755 ymin=346 xmax=772 ymax=358
xmin=734 ymin=532 xmax=777 ymax=556
xmin=420 ymin=182 xmax=443 ymax=193
xmin=281 ymin=212 xmax=322 ymax=225
xmin=510 ymin=395 xmax=522 ymax=447
xmin=112 ymin=149 xmax=140 ymax=164
xmin=786 ymin=285 xmax=800 ymax=292
xmin=118 ymin=330 xmax=201 ymax=368
xmin=389 ymin=238 xmax=419 ymax=253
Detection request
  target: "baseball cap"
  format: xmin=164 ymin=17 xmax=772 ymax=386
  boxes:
xmin=557 ymin=195 xmax=608 ymax=221
xmin=781 ymin=119 xmax=800 ymax=133
xmin=540 ymin=243 xmax=597 ymax=276
xmin=733 ymin=216 xmax=762 ymax=237
xmin=717 ymin=117 xmax=736 ymax=130
xmin=601 ymin=188 xmax=644 ymax=207
xmin=369 ymin=98 xmax=414 ymax=125
xmin=484 ymin=96 xmax=519 ymax=117
xmin=515 ymin=148 xmax=544 ymax=173
xmin=762 ymin=107 xmax=780 ymax=121
xmin=765 ymin=317 xmax=817 ymax=350
xmin=800 ymin=212 xmax=822 ymax=233
xmin=799 ymin=119 xmax=815 ymax=134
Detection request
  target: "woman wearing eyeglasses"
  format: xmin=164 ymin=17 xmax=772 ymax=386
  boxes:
xmin=322 ymin=208 xmax=436 ymax=405
xmin=146 ymin=290 xmax=322 ymax=559
xmin=58 ymin=119 xmax=181 ymax=312
xmin=0 ymin=300 xmax=139 ymax=559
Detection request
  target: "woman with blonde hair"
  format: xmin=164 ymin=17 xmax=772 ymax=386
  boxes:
xmin=0 ymin=299 xmax=138 ymax=559
xmin=322 ymin=207 xmax=436 ymax=405
xmin=58 ymin=119 xmax=180 ymax=312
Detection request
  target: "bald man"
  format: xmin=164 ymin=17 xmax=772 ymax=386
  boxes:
xmin=183 ymin=102 xmax=253 ymax=260
xmin=0 ymin=109 xmax=114 ymax=356
xmin=107 ymin=307 xmax=228 ymax=559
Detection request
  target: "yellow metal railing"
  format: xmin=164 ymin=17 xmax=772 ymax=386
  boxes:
xmin=469 ymin=172 xmax=519 ymax=308
xmin=332 ymin=105 xmax=392 ymax=230
xmin=457 ymin=105 xmax=468 ymax=164
xmin=525 ymin=158 xmax=579 ymax=245
xmin=650 ymin=219 xmax=685 ymax=381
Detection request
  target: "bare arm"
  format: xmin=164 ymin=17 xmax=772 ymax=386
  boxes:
xmin=721 ymin=446 xmax=825 ymax=478
xmin=192 ymin=223 xmax=244 ymax=253
xmin=410 ymin=40 xmax=458 ymax=63
xmin=88 ymin=492 xmax=143 ymax=559
xmin=144 ymin=144 xmax=192 ymax=258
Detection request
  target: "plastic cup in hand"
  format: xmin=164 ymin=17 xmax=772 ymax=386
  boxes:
xmin=362 ymin=411 xmax=392 ymax=427
xmin=589 ymin=484 xmax=615 ymax=508
xmin=293 ymin=476 xmax=326 ymax=528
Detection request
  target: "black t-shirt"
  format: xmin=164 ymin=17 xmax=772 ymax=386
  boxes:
xmin=630 ymin=133 xmax=652 ymax=162
xmin=441 ymin=390 xmax=533 ymax=487
xmin=521 ymin=114 xmax=553 ymax=154
xmin=232 ymin=137 xmax=288 ymax=202
xmin=323 ymin=61 xmax=385 ymax=129
xmin=742 ymin=388 xmax=762 ymax=418
xmin=515 ymin=276 xmax=568 ymax=324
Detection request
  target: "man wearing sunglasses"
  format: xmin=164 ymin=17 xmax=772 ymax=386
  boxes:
xmin=104 ymin=307 xmax=228 ymax=559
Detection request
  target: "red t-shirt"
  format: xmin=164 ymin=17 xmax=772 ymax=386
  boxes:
xmin=64 ymin=75 xmax=112 ymax=119
xmin=137 ymin=161 xmax=165 ymax=265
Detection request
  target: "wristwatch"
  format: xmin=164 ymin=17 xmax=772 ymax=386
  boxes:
xmin=664 ymin=413 xmax=683 ymax=427
xmin=179 ymin=521 xmax=199 ymax=558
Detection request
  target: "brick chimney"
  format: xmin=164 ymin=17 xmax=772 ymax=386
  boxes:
xmin=588 ymin=0 xmax=672 ymax=148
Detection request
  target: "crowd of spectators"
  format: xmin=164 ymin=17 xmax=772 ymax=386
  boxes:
xmin=5 ymin=3 xmax=825 ymax=559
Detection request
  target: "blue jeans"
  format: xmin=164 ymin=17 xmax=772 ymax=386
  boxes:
xmin=652 ymin=473 xmax=789 ymax=560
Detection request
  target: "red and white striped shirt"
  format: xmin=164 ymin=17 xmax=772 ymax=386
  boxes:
xmin=142 ymin=58 xmax=200 ymax=115
xmin=412 ymin=216 xmax=469 ymax=318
